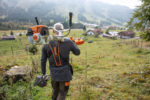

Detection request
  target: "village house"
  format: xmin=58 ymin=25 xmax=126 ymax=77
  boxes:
xmin=118 ymin=31 xmax=136 ymax=39
xmin=83 ymin=28 xmax=103 ymax=36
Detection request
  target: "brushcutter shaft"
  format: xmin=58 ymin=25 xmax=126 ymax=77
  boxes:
xmin=35 ymin=17 xmax=39 ymax=25
xmin=69 ymin=12 xmax=73 ymax=27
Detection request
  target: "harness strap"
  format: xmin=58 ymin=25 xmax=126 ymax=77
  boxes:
xmin=49 ymin=41 xmax=62 ymax=66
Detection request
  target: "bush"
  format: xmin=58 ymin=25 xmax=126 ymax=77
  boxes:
xmin=19 ymin=33 xmax=22 ymax=36
xmin=29 ymin=45 xmax=38 ymax=55
xmin=94 ymin=33 xmax=99 ymax=38
xmin=141 ymin=31 xmax=150 ymax=41
xmin=10 ymin=31 xmax=14 ymax=36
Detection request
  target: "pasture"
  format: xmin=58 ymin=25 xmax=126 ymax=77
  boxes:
xmin=0 ymin=30 xmax=150 ymax=100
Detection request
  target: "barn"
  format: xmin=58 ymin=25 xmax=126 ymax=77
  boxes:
xmin=118 ymin=31 xmax=136 ymax=39
xmin=93 ymin=29 xmax=103 ymax=34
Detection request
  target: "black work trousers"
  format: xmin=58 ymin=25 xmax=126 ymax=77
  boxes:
xmin=51 ymin=81 xmax=69 ymax=100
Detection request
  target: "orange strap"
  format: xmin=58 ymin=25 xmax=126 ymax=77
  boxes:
xmin=49 ymin=41 xmax=62 ymax=66
xmin=54 ymin=47 xmax=57 ymax=56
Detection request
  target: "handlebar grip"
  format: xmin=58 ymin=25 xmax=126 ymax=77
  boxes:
xmin=69 ymin=12 xmax=73 ymax=27
xmin=35 ymin=17 xmax=39 ymax=25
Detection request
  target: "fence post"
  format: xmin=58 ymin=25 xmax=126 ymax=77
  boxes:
xmin=141 ymin=40 xmax=143 ymax=48
xmin=25 ymin=46 xmax=29 ymax=55
xmin=11 ymin=46 xmax=14 ymax=56
xmin=138 ymin=40 xmax=139 ymax=47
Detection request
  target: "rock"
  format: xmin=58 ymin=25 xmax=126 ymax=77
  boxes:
xmin=5 ymin=66 xmax=32 ymax=84
xmin=6 ymin=66 xmax=32 ymax=76
xmin=88 ymin=40 xmax=93 ymax=43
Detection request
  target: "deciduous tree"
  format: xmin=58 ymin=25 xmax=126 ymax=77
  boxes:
xmin=128 ymin=0 xmax=150 ymax=40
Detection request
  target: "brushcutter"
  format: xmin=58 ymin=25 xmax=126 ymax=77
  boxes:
xmin=26 ymin=12 xmax=84 ymax=45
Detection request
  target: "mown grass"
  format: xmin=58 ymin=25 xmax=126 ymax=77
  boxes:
xmin=0 ymin=29 xmax=150 ymax=100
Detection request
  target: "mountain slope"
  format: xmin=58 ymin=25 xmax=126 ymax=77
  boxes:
xmin=0 ymin=0 xmax=133 ymax=26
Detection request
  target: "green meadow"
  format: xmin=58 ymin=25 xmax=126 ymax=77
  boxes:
xmin=0 ymin=30 xmax=150 ymax=100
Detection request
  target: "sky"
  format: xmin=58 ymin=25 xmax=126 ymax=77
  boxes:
xmin=10 ymin=0 xmax=142 ymax=9
xmin=95 ymin=0 xmax=142 ymax=9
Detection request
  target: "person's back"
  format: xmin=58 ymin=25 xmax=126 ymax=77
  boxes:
xmin=41 ymin=39 xmax=80 ymax=81
xmin=41 ymin=29 xmax=80 ymax=100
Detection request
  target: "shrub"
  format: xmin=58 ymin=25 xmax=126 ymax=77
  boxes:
xmin=19 ymin=33 xmax=22 ymax=36
xmin=10 ymin=31 xmax=14 ymax=36
xmin=29 ymin=45 xmax=38 ymax=55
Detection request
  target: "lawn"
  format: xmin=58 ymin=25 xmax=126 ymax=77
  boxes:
xmin=0 ymin=29 xmax=150 ymax=100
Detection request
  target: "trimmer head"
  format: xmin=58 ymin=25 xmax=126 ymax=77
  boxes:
xmin=34 ymin=75 xmax=49 ymax=87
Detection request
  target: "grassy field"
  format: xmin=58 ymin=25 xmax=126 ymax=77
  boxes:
xmin=1 ymin=30 xmax=150 ymax=100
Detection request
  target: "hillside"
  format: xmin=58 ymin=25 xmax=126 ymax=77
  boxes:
xmin=0 ymin=0 xmax=133 ymax=26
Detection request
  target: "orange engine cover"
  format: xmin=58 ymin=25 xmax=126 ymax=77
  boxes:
xmin=75 ymin=39 xmax=84 ymax=45
xmin=30 ymin=25 xmax=48 ymax=34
